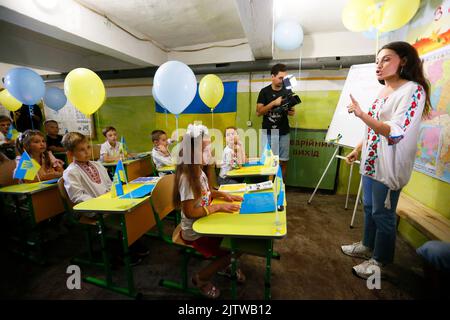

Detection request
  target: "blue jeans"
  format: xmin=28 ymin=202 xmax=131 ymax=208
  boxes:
xmin=260 ymin=130 xmax=290 ymax=161
xmin=417 ymin=241 xmax=450 ymax=272
xmin=362 ymin=176 xmax=401 ymax=264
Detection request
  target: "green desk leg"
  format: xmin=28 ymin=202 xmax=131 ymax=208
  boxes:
xmin=5 ymin=194 xmax=45 ymax=264
xmin=83 ymin=214 xmax=140 ymax=298
xmin=264 ymin=239 xmax=273 ymax=300
xmin=230 ymin=238 xmax=238 ymax=299
xmin=119 ymin=215 xmax=136 ymax=297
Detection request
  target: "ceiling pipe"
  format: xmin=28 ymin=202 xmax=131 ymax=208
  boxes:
xmin=42 ymin=55 xmax=375 ymax=83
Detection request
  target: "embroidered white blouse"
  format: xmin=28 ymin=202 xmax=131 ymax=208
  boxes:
xmin=360 ymin=81 xmax=426 ymax=192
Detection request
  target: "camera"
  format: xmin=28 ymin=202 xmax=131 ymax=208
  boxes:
xmin=272 ymin=74 xmax=301 ymax=114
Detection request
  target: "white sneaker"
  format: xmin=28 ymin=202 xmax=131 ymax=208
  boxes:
xmin=352 ymin=259 xmax=384 ymax=279
xmin=341 ymin=241 xmax=372 ymax=259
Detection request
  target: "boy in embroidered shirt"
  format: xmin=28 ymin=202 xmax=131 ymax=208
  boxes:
xmin=62 ymin=132 xmax=112 ymax=217
xmin=151 ymin=130 xmax=173 ymax=176
xmin=100 ymin=126 xmax=123 ymax=163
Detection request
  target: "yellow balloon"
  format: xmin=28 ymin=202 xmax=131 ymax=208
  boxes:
xmin=64 ymin=68 xmax=105 ymax=115
xmin=0 ymin=88 xmax=22 ymax=111
xmin=377 ymin=0 xmax=420 ymax=32
xmin=342 ymin=0 xmax=377 ymax=32
xmin=199 ymin=74 xmax=224 ymax=110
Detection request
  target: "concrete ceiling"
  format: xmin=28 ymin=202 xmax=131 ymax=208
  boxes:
xmin=0 ymin=0 xmax=380 ymax=74
xmin=78 ymin=0 xmax=247 ymax=48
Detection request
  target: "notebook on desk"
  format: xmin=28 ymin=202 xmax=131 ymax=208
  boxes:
xmin=119 ymin=184 xmax=155 ymax=199
xmin=239 ymin=192 xmax=276 ymax=214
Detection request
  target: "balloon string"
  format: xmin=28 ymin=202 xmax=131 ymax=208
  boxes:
xmin=28 ymin=105 xmax=34 ymax=130
xmin=211 ymin=109 xmax=214 ymax=129
xmin=175 ymin=114 xmax=179 ymax=136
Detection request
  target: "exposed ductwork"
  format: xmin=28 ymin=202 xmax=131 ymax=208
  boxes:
xmin=42 ymin=55 xmax=375 ymax=82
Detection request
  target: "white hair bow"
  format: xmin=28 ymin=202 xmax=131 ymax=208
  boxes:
xmin=186 ymin=123 xmax=209 ymax=138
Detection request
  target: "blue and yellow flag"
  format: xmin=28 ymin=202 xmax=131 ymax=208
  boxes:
xmin=119 ymin=136 xmax=128 ymax=156
xmin=155 ymin=81 xmax=237 ymax=134
xmin=6 ymin=124 xmax=13 ymax=140
xmin=111 ymin=171 xmax=124 ymax=197
xmin=13 ymin=151 xmax=41 ymax=180
xmin=115 ymin=159 xmax=127 ymax=183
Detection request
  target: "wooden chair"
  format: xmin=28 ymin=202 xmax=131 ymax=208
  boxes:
xmin=0 ymin=157 xmax=16 ymax=187
xmin=149 ymin=174 xmax=201 ymax=296
xmin=57 ymin=178 xmax=103 ymax=267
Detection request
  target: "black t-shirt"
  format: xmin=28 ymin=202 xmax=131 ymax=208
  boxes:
xmin=257 ymin=85 xmax=290 ymax=135
xmin=11 ymin=104 xmax=43 ymax=132
xmin=46 ymin=134 xmax=63 ymax=148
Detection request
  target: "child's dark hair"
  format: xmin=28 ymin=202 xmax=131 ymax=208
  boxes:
xmin=0 ymin=115 xmax=12 ymax=123
xmin=44 ymin=119 xmax=58 ymax=127
xmin=16 ymin=130 xmax=51 ymax=168
xmin=102 ymin=126 xmax=116 ymax=137
xmin=151 ymin=130 xmax=166 ymax=143
xmin=173 ymin=132 xmax=207 ymax=207
xmin=62 ymin=132 xmax=88 ymax=152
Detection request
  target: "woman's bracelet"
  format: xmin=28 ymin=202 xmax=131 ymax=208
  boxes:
xmin=203 ymin=206 xmax=210 ymax=216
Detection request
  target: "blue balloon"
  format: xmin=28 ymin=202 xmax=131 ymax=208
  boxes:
xmin=4 ymin=67 xmax=45 ymax=105
xmin=44 ymin=87 xmax=67 ymax=111
xmin=153 ymin=61 xmax=197 ymax=115
xmin=274 ymin=21 xmax=304 ymax=51
xmin=152 ymin=86 xmax=164 ymax=108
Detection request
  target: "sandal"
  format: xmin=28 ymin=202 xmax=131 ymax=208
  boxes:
xmin=218 ymin=265 xmax=246 ymax=284
xmin=192 ymin=274 xmax=221 ymax=299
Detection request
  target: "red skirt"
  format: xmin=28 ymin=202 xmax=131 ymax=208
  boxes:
xmin=181 ymin=234 xmax=228 ymax=258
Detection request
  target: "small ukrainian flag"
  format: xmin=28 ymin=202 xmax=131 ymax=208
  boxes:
xmin=115 ymin=159 xmax=127 ymax=183
xmin=13 ymin=151 xmax=41 ymax=181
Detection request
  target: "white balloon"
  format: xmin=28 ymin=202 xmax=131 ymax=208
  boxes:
xmin=274 ymin=21 xmax=304 ymax=51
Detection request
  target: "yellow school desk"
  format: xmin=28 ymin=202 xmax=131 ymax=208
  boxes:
xmin=193 ymin=182 xmax=286 ymax=299
xmin=73 ymin=182 xmax=157 ymax=298
xmin=225 ymin=155 xmax=279 ymax=178
xmin=102 ymin=153 xmax=153 ymax=181
xmin=0 ymin=181 xmax=65 ymax=263
xmin=157 ymin=165 xmax=176 ymax=173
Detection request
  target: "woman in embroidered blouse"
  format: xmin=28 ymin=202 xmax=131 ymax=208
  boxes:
xmin=341 ymin=42 xmax=432 ymax=279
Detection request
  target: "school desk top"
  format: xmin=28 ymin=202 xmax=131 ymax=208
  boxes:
xmin=0 ymin=181 xmax=58 ymax=195
xmin=157 ymin=165 xmax=176 ymax=172
xmin=73 ymin=183 xmax=154 ymax=214
xmin=225 ymin=155 xmax=279 ymax=177
xmin=101 ymin=152 xmax=151 ymax=167
xmin=193 ymin=182 xmax=287 ymax=239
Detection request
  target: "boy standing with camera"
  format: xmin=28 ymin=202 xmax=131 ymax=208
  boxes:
xmin=256 ymin=63 xmax=299 ymax=179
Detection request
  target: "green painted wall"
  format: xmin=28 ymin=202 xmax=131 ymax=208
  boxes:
xmin=92 ymin=89 xmax=359 ymax=194
xmin=93 ymin=96 xmax=156 ymax=152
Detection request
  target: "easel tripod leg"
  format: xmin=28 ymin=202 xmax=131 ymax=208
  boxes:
xmin=308 ymin=147 xmax=339 ymax=204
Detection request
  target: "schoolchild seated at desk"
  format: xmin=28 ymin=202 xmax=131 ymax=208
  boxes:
xmin=175 ymin=124 xmax=246 ymax=299
xmin=62 ymin=132 xmax=148 ymax=263
xmin=100 ymin=126 xmax=124 ymax=163
xmin=44 ymin=120 xmax=65 ymax=153
xmin=151 ymin=129 xmax=174 ymax=176
xmin=14 ymin=130 xmax=64 ymax=183
xmin=0 ymin=115 xmax=16 ymax=159
xmin=218 ymin=126 xmax=247 ymax=185
xmin=62 ymin=132 xmax=112 ymax=217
